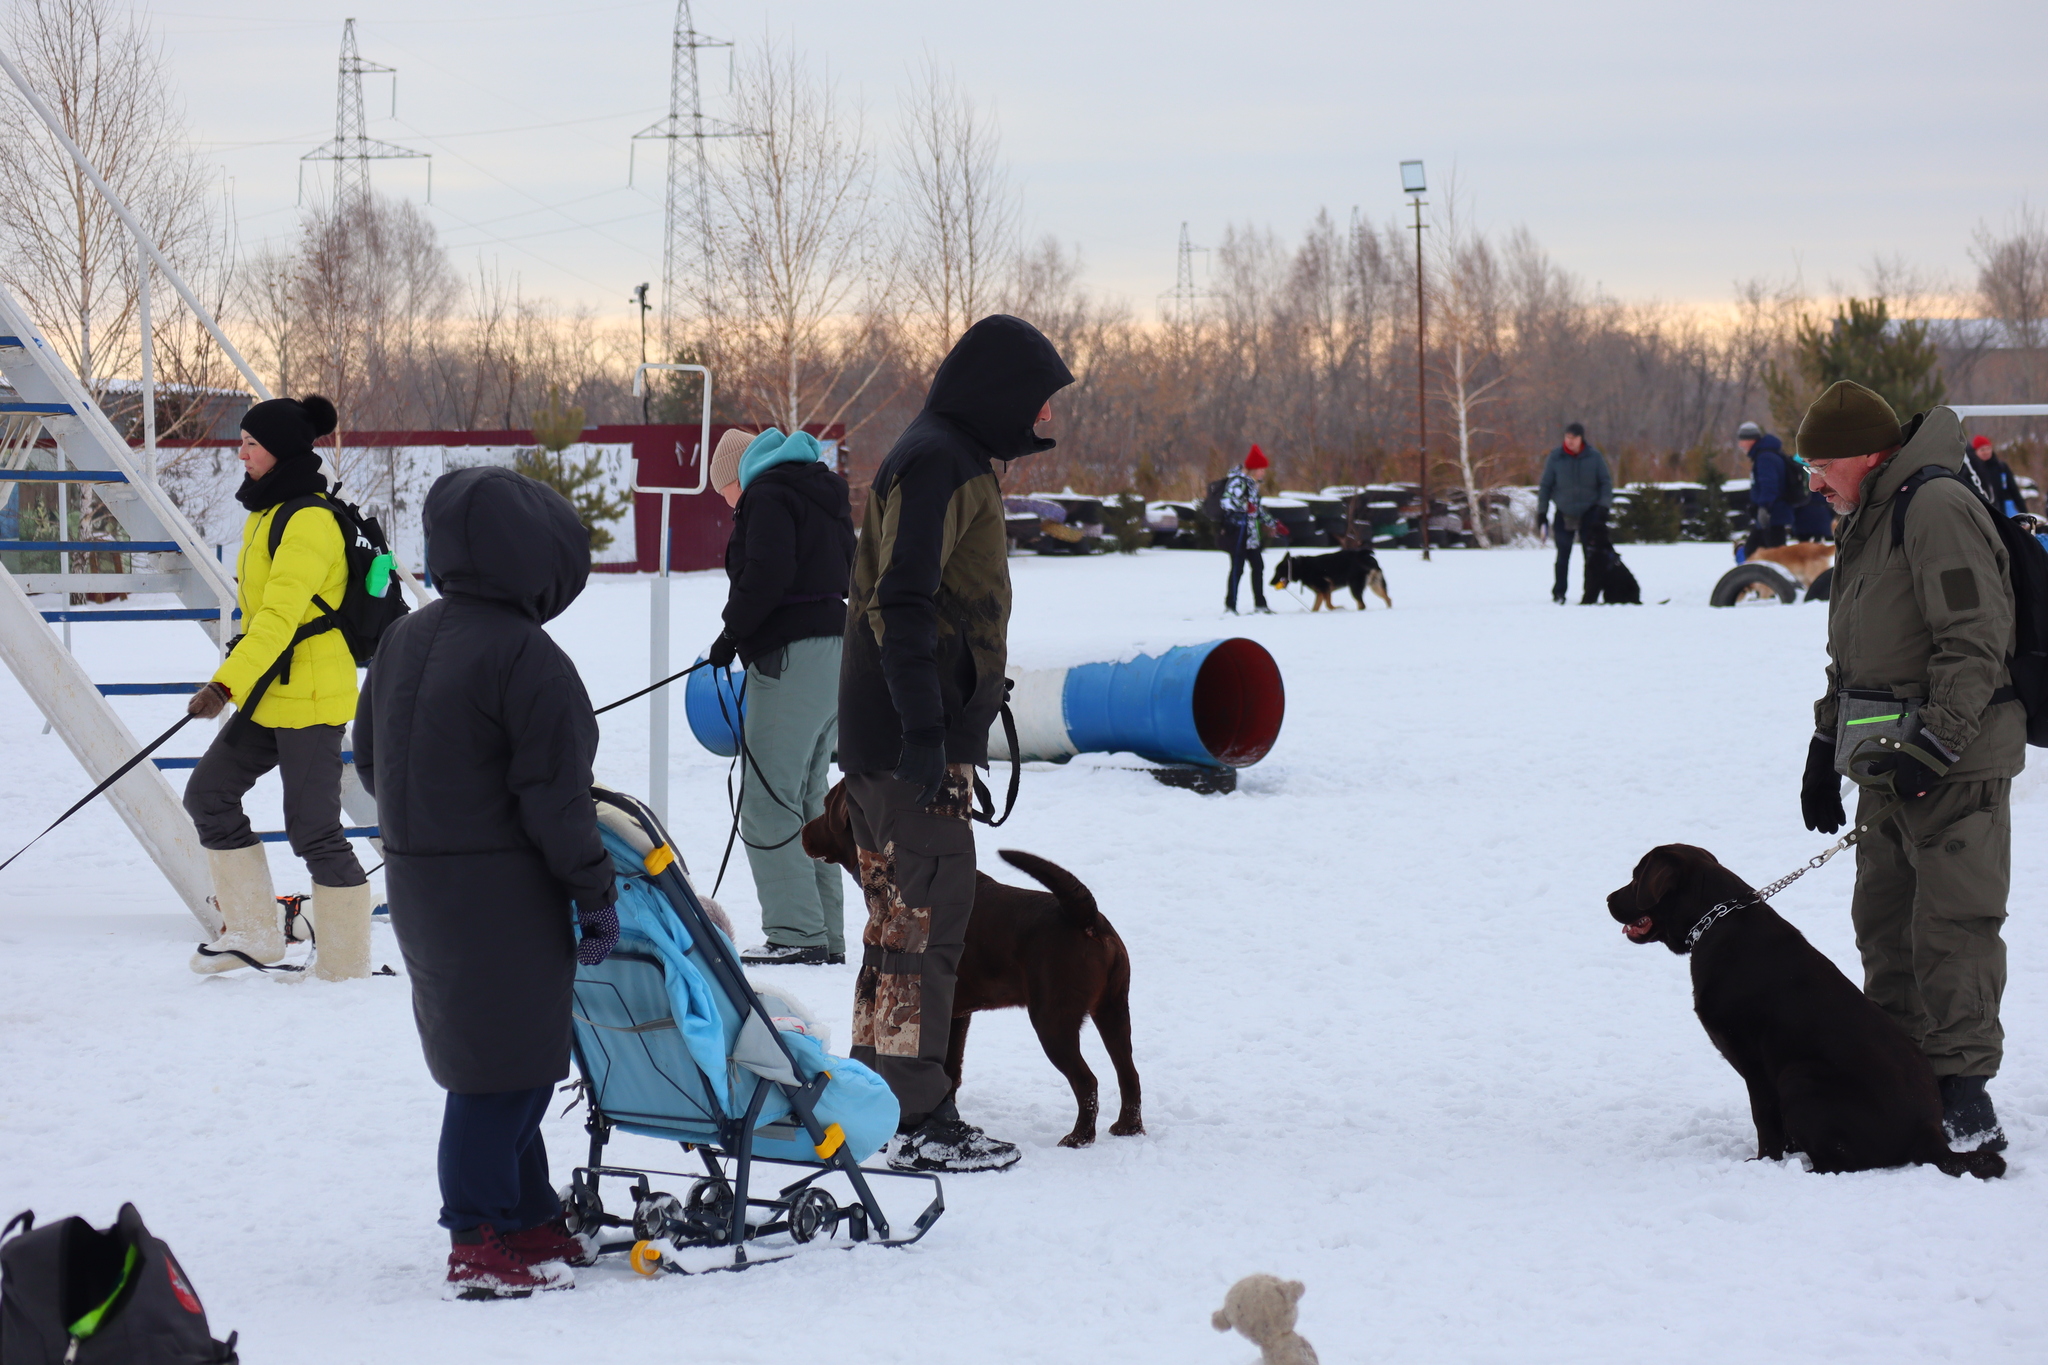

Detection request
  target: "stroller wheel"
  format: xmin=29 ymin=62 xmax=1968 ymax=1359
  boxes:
xmin=786 ymin=1187 xmax=839 ymax=1244
xmin=628 ymin=1240 xmax=666 ymax=1277
xmin=682 ymin=1178 xmax=734 ymax=1241
xmin=560 ymin=1180 xmax=604 ymax=1236
xmin=633 ymin=1191 xmax=684 ymax=1241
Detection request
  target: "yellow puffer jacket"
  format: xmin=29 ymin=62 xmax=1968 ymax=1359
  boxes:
xmin=211 ymin=496 xmax=358 ymax=728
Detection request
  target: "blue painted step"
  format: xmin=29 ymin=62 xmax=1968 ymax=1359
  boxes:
xmin=40 ymin=608 xmax=228 ymax=623
xmin=98 ymin=682 xmax=204 ymax=695
xmin=0 ymin=470 xmax=128 ymax=483
xmin=0 ymin=402 xmax=75 ymax=415
xmin=1 ymin=540 xmax=181 ymax=552
xmin=257 ymin=827 xmax=378 ymax=843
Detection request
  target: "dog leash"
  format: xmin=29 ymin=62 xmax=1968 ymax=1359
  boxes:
xmin=1683 ymin=793 xmax=1904 ymax=950
xmin=0 ymin=712 xmax=198 ymax=876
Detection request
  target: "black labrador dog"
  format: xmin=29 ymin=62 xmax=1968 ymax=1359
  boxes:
xmin=1609 ymin=844 xmax=2003 ymax=1178
xmin=1576 ymin=505 xmax=1641 ymax=605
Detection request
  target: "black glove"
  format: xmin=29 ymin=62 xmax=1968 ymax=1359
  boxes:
xmin=1866 ymin=724 xmax=1956 ymax=801
xmin=575 ymin=902 xmax=619 ymax=966
xmin=706 ymin=632 xmax=737 ymax=669
xmin=1800 ymin=735 xmax=1844 ymax=834
xmin=893 ymin=740 xmax=948 ymax=807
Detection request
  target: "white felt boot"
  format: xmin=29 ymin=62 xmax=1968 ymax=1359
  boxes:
xmin=189 ymin=845 xmax=282 ymax=974
xmin=309 ymin=881 xmax=373 ymax=981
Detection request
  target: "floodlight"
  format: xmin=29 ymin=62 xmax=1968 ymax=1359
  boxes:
xmin=1400 ymin=160 xmax=1426 ymax=194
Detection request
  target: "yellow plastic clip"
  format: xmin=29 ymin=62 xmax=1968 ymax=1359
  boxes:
xmin=643 ymin=844 xmax=676 ymax=876
xmin=814 ymin=1122 xmax=846 ymax=1160
xmin=628 ymin=1240 xmax=664 ymax=1277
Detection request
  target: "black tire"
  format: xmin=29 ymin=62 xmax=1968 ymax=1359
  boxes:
xmin=786 ymin=1187 xmax=839 ymax=1244
xmin=1806 ymin=567 xmax=1834 ymax=603
xmin=1710 ymin=563 xmax=1799 ymax=607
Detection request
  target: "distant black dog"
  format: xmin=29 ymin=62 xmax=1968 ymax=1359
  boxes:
xmin=1576 ymin=505 xmax=1641 ymax=605
xmin=1609 ymin=843 xmax=2003 ymax=1178
xmin=1270 ymin=542 xmax=1391 ymax=611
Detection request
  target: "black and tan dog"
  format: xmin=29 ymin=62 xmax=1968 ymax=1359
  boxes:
xmin=802 ymin=783 xmax=1143 ymax=1148
xmin=1270 ymin=541 xmax=1391 ymax=611
xmin=1609 ymin=844 xmax=2003 ymax=1178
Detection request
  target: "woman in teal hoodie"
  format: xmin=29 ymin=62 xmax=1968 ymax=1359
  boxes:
xmin=704 ymin=428 xmax=857 ymax=964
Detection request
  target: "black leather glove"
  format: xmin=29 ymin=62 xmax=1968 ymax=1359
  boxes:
xmin=1866 ymin=724 xmax=1956 ymax=801
xmin=893 ymin=740 xmax=948 ymax=807
xmin=1800 ymin=735 xmax=1844 ymax=834
xmin=706 ymin=632 xmax=737 ymax=669
xmin=575 ymin=902 xmax=619 ymax=966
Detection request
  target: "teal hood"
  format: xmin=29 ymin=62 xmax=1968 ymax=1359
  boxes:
xmin=738 ymin=428 xmax=825 ymax=491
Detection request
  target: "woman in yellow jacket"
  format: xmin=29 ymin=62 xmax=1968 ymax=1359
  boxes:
xmin=183 ymin=394 xmax=372 ymax=980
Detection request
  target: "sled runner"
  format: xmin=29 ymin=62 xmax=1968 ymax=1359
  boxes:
xmin=562 ymin=788 xmax=942 ymax=1276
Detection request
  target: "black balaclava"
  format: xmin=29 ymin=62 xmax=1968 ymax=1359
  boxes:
xmin=236 ymin=394 xmax=336 ymax=511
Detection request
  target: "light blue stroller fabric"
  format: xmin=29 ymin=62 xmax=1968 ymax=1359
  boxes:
xmin=572 ymin=819 xmax=899 ymax=1165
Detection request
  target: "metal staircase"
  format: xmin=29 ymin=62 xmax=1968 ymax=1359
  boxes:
xmin=0 ymin=47 xmax=393 ymax=933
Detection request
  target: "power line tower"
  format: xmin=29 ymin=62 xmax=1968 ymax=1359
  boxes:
xmin=1160 ymin=222 xmax=1211 ymax=335
xmin=300 ymin=18 xmax=429 ymax=215
xmin=633 ymin=1 xmax=751 ymax=362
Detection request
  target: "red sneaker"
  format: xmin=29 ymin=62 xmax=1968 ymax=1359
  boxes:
xmin=502 ymin=1216 xmax=596 ymax=1268
xmin=445 ymin=1224 xmax=575 ymax=1300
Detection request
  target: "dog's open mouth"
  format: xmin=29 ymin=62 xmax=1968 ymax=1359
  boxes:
xmin=1623 ymin=916 xmax=1655 ymax=942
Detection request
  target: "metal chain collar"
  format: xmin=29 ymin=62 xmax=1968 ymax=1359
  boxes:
xmin=1682 ymin=796 xmax=1903 ymax=952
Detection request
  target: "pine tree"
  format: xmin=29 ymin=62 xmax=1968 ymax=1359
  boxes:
xmin=1691 ymin=445 xmax=1732 ymax=543
xmin=515 ymin=386 xmax=634 ymax=553
xmin=1764 ymin=296 xmax=1947 ymax=437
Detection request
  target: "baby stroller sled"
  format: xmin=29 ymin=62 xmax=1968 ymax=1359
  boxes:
xmin=560 ymin=787 xmax=943 ymax=1274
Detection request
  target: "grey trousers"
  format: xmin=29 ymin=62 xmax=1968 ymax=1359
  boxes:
xmin=1851 ymin=779 xmax=2011 ymax=1077
xmin=740 ymin=636 xmax=845 ymax=954
xmin=844 ymin=764 xmax=977 ymax=1128
xmin=182 ymin=719 xmax=367 ymax=888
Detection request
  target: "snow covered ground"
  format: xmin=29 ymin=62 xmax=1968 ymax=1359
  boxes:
xmin=2 ymin=543 xmax=2044 ymax=1363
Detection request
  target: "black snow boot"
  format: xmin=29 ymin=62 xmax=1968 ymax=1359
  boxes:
xmin=1939 ymin=1075 xmax=2007 ymax=1152
xmin=887 ymin=1116 xmax=1020 ymax=1173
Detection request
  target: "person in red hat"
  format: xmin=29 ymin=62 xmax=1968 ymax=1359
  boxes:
xmin=1219 ymin=445 xmax=1283 ymax=613
xmin=1963 ymin=434 xmax=2025 ymax=519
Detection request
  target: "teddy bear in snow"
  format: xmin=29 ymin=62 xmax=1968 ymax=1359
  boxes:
xmin=1211 ymin=1274 xmax=1318 ymax=1365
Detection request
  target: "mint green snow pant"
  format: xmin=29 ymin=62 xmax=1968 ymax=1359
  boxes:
xmin=741 ymin=635 xmax=845 ymax=954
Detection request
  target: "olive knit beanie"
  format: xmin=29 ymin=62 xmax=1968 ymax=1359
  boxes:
xmin=1796 ymin=380 xmax=1902 ymax=461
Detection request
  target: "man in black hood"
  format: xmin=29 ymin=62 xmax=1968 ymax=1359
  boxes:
xmin=838 ymin=314 xmax=1073 ymax=1174
xmin=356 ymin=466 xmax=618 ymax=1298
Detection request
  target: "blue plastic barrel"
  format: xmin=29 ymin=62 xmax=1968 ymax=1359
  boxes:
xmin=683 ymin=658 xmax=746 ymax=758
xmin=1060 ymin=638 xmax=1283 ymax=768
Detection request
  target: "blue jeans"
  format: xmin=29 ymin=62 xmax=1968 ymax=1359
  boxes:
xmin=437 ymin=1084 xmax=559 ymax=1232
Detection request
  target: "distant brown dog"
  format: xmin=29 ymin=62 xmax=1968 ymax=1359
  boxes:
xmin=1749 ymin=542 xmax=1833 ymax=587
xmin=802 ymin=782 xmax=1142 ymax=1147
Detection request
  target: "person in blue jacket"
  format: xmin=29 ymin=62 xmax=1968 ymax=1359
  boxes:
xmin=1964 ymin=434 xmax=2026 ymax=518
xmin=1736 ymin=421 xmax=1798 ymax=554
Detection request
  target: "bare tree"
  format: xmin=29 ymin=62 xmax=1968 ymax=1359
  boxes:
xmin=1427 ymin=190 xmax=1508 ymax=544
xmin=896 ymin=56 xmax=1017 ymax=366
xmin=1972 ymin=203 xmax=2048 ymax=349
xmin=0 ymin=0 xmax=210 ymax=391
xmin=702 ymin=38 xmax=884 ymax=432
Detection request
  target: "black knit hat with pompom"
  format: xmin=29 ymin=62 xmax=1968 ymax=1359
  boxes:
xmin=240 ymin=394 xmax=337 ymax=466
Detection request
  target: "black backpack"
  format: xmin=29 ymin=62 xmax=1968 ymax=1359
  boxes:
xmin=1893 ymin=465 xmax=2048 ymax=747
xmin=266 ymin=490 xmax=410 ymax=665
xmin=1778 ymin=450 xmax=1813 ymax=508
xmin=1202 ymin=477 xmax=1229 ymax=525
xmin=1 ymin=1206 xmax=238 ymax=1363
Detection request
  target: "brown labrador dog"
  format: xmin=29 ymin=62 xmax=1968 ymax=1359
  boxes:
xmin=802 ymin=782 xmax=1143 ymax=1148
xmin=1609 ymin=843 xmax=2002 ymax=1178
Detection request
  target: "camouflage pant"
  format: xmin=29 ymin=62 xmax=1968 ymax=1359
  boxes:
xmin=844 ymin=764 xmax=977 ymax=1127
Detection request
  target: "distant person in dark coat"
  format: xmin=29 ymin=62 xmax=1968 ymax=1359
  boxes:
xmin=1220 ymin=445 xmax=1282 ymax=614
xmin=1736 ymin=421 xmax=1800 ymax=555
xmin=702 ymin=426 xmax=857 ymax=967
xmin=1963 ymin=434 xmax=2026 ymax=518
xmin=1535 ymin=422 xmax=1613 ymax=603
xmin=356 ymin=466 xmax=618 ymax=1300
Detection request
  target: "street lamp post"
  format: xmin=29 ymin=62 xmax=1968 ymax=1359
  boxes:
xmin=631 ymin=283 xmax=652 ymax=422
xmin=1401 ymin=159 xmax=1429 ymax=560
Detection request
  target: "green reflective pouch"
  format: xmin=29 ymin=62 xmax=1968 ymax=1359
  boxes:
xmin=366 ymin=552 xmax=394 ymax=598
xmin=1836 ymin=689 xmax=1921 ymax=784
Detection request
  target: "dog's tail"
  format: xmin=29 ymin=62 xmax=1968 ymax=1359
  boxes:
xmin=997 ymin=849 xmax=1103 ymax=931
xmin=1930 ymin=1145 xmax=2007 ymax=1180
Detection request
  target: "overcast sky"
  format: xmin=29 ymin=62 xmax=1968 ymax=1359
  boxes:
xmin=121 ymin=0 xmax=2048 ymax=326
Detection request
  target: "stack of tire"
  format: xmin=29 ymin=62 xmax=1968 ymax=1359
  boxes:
xmin=1709 ymin=560 xmax=1833 ymax=606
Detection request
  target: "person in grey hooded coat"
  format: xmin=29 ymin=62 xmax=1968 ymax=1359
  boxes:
xmin=355 ymin=465 xmax=618 ymax=1296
